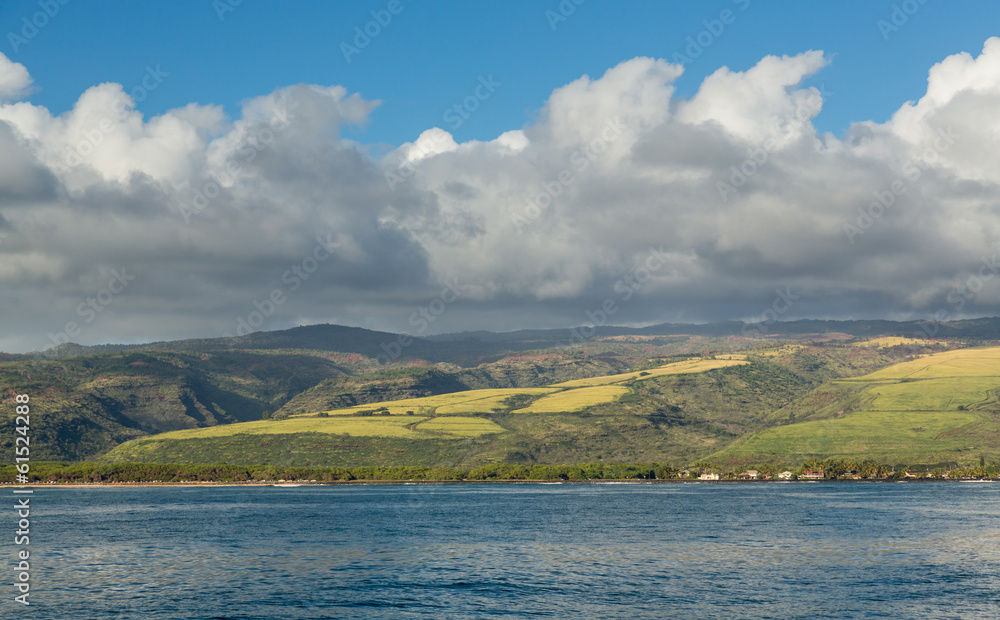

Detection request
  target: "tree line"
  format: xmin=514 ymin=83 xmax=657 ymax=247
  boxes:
xmin=2 ymin=458 xmax=997 ymax=483
xmin=1 ymin=461 xmax=672 ymax=483
xmin=692 ymin=457 xmax=1000 ymax=480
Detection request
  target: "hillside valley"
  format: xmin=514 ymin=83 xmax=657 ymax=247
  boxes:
xmin=3 ymin=320 xmax=998 ymax=470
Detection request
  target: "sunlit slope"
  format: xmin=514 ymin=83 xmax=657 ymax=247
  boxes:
xmin=434 ymin=389 xmax=559 ymax=414
xmin=285 ymin=358 xmax=745 ymax=417
xmin=550 ymin=358 xmax=747 ymax=387
xmin=859 ymin=336 xmax=926 ymax=348
xmin=868 ymin=378 xmax=997 ymax=410
xmin=113 ymin=412 xmax=507 ymax=441
xmin=102 ymin=356 xmax=742 ymax=465
xmin=513 ymin=385 xmax=630 ymax=413
xmin=151 ymin=416 xmax=430 ymax=438
xmin=293 ymin=388 xmax=559 ymax=416
xmin=712 ymin=347 xmax=1000 ymax=466
xmin=416 ymin=416 xmax=505 ymax=436
xmin=845 ymin=347 xmax=1000 ymax=380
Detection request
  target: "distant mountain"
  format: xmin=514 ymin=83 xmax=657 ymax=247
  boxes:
xmin=30 ymin=324 xmax=539 ymax=365
xmin=4 ymin=317 xmax=998 ymax=464
xmin=102 ymin=341 xmax=951 ymax=469
xmin=26 ymin=316 xmax=1000 ymax=359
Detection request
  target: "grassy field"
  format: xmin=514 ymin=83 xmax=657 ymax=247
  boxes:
xmin=103 ymin=353 xmax=754 ymax=465
xmin=866 ymin=377 xmax=997 ymax=411
xmin=101 ymin=410 xmax=733 ymax=468
xmin=751 ymin=344 xmax=805 ymax=357
xmin=716 ymin=409 xmax=985 ymax=464
xmin=712 ymin=346 xmax=1000 ymax=467
xmin=101 ymin=433 xmax=479 ymax=468
xmin=415 ymin=416 xmax=506 ymax=436
xmin=434 ymin=389 xmax=558 ymax=414
xmin=150 ymin=416 xmax=430 ymax=438
xmin=845 ymin=347 xmax=1000 ymax=380
xmin=100 ymin=340 xmax=933 ymax=468
xmin=128 ymin=413 xmax=507 ymax=442
xmin=290 ymin=359 xmax=748 ymax=417
xmin=513 ymin=385 xmax=630 ymax=413
xmin=294 ymin=388 xmax=557 ymax=417
xmin=550 ymin=358 xmax=747 ymax=387
xmin=859 ymin=336 xmax=926 ymax=348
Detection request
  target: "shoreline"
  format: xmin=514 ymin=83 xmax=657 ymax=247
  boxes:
xmin=3 ymin=478 xmax=994 ymax=488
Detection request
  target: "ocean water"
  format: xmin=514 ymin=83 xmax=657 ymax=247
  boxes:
xmin=4 ymin=482 xmax=1000 ymax=619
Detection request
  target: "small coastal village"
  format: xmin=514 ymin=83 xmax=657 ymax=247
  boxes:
xmin=691 ymin=462 xmax=1000 ymax=482
xmin=5 ymin=459 xmax=1000 ymax=485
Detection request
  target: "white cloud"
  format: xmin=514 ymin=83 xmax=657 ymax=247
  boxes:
xmin=677 ymin=50 xmax=828 ymax=144
xmin=0 ymin=54 xmax=31 ymax=102
xmin=400 ymin=128 xmax=458 ymax=163
xmin=2 ymin=40 xmax=1000 ymax=352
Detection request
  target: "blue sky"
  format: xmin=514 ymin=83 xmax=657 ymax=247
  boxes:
xmin=3 ymin=1 xmax=1000 ymax=351
xmin=5 ymin=0 xmax=1000 ymax=146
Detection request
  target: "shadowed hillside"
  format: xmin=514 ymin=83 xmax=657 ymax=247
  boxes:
xmin=2 ymin=319 xmax=995 ymax=464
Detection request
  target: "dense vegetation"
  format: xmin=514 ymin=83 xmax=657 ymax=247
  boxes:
xmin=2 ymin=319 xmax=998 ymax=470
xmin=0 ymin=349 xmax=347 ymax=459
xmin=5 ymin=457 xmax=998 ymax=484
xmin=712 ymin=347 xmax=1000 ymax=467
xmin=2 ymin=461 xmax=675 ymax=483
xmin=101 ymin=344 xmax=947 ymax=468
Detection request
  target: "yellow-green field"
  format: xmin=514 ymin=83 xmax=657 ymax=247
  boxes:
xmin=713 ymin=346 xmax=1000 ymax=465
xmin=718 ymin=409 xmax=984 ymax=462
xmin=121 ymin=352 xmax=757 ymax=450
xmin=143 ymin=414 xmax=505 ymax=440
xmin=867 ymin=377 xmax=997 ymax=411
xmin=295 ymin=388 xmax=558 ymax=417
xmin=751 ymin=344 xmax=805 ymax=357
xmin=414 ymin=416 xmax=506 ymax=436
xmin=153 ymin=416 xmax=429 ymax=439
xmin=550 ymin=358 xmax=747 ymax=388
xmin=513 ymin=385 xmax=630 ymax=413
xmin=434 ymin=388 xmax=559 ymax=414
xmin=846 ymin=347 xmax=1000 ymax=381
xmin=859 ymin=336 xmax=926 ymax=348
xmin=293 ymin=358 xmax=746 ymax=420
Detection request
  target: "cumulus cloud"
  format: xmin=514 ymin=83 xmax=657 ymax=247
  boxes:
xmin=0 ymin=54 xmax=31 ymax=102
xmin=2 ymin=40 xmax=1000 ymax=352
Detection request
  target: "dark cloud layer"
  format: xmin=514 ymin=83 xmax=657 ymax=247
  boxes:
xmin=1 ymin=42 xmax=1000 ymax=352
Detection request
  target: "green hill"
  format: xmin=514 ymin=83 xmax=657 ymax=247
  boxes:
xmin=100 ymin=348 xmax=904 ymax=468
xmin=710 ymin=347 xmax=1000 ymax=468
xmin=4 ymin=319 xmax=996 ymax=468
xmin=0 ymin=350 xmax=347 ymax=459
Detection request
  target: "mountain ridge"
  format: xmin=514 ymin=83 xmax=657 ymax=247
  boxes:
xmin=21 ymin=316 xmax=1000 ymax=359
